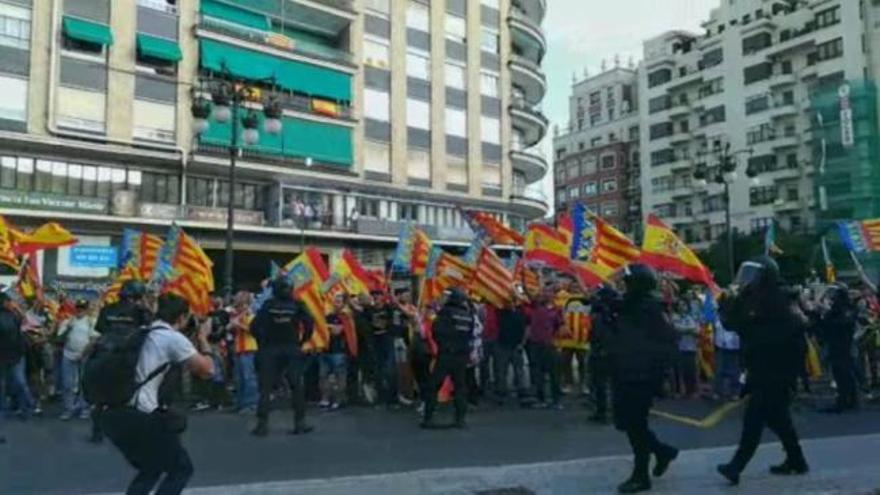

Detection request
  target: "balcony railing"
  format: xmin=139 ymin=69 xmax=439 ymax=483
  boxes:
xmin=198 ymin=15 xmax=354 ymax=66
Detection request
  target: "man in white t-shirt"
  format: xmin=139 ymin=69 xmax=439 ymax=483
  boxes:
xmin=101 ymin=294 xmax=214 ymax=495
xmin=56 ymin=299 xmax=99 ymax=420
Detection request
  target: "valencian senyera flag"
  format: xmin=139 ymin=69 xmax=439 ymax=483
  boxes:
xmin=120 ymin=229 xmax=164 ymax=280
xmin=468 ymin=247 xmax=515 ymax=308
xmin=837 ymin=218 xmax=880 ymax=253
xmin=568 ymin=203 xmax=639 ymax=288
xmin=641 ymin=214 xmax=718 ymax=292
xmin=463 ymin=210 xmax=524 ymax=246
xmin=392 ymin=224 xmax=432 ymax=276
xmin=283 ymin=247 xmax=331 ymax=352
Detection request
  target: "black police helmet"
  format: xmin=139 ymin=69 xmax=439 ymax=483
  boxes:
xmin=271 ymin=276 xmax=293 ymax=299
xmin=120 ymin=280 xmax=147 ymax=300
xmin=826 ymin=282 xmax=851 ymax=306
xmin=447 ymin=287 xmax=467 ymax=305
xmin=734 ymin=255 xmax=779 ymax=289
xmin=623 ymin=263 xmax=658 ymax=295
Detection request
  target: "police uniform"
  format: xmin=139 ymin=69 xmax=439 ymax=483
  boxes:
xmin=251 ymin=286 xmax=314 ymax=436
xmin=588 ymin=287 xmax=618 ymax=422
xmin=818 ymin=286 xmax=859 ymax=412
xmin=717 ymin=256 xmax=808 ymax=485
xmin=422 ymin=291 xmax=474 ymax=428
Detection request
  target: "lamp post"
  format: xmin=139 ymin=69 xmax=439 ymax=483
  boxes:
xmin=191 ymin=77 xmax=283 ymax=299
xmin=692 ymin=142 xmax=755 ymax=282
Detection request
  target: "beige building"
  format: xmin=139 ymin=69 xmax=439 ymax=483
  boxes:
xmin=0 ymin=0 xmax=547 ymax=290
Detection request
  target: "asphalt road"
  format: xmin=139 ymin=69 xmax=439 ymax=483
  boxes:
xmin=2 ymin=397 xmax=879 ymax=495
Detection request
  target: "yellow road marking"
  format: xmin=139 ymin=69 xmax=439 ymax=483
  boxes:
xmin=650 ymin=399 xmax=744 ymax=429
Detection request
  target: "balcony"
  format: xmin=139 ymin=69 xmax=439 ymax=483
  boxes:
xmin=510 ymin=188 xmax=549 ymax=220
xmin=509 ymin=55 xmax=546 ymax=105
xmin=515 ymin=0 xmax=546 ymax=24
xmin=769 ymin=71 xmax=797 ymax=88
xmin=510 ymin=144 xmax=548 ymax=184
xmin=670 ymin=131 xmax=693 ymax=146
xmin=510 ymin=98 xmax=548 ymax=146
xmin=283 ymin=0 xmax=355 ymax=34
xmin=197 ymin=14 xmax=354 ymax=68
xmin=771 ymin=133 xmax=799 ymax=150
xmin=509 ymin=8 xmax=545 ymax=64
xmin=767 ymin=101 xmax=798 ymax=120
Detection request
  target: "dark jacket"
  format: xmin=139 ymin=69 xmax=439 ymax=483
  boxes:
xmin=94 ymin=301 xmax=152 ymax=336
xmin=606 ymin=292 xmax=678 ymax=383
xmin=818 ymin=303 xmax=857 ymax=362
xmin=497 ymin=306 xmax=527 ymax=349
xmin=432 ymin=299 xmax=475 ymax=355
xmin=719 ymin=284 xmax=807 ymax=389
xmin=0 ymin=308 xmax=25 ymax=366
xmin=251 ymin=296 xmax=314 ymax=348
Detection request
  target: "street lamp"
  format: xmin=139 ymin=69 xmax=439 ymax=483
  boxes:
xmin=693 ymin=142 xmax=755 ymax=282
xmin=191 ymin=76 xmax=283 ymax=299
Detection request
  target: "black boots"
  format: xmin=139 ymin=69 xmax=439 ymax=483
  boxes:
xmin=652 ymin=446 xmax=678 ymax=478
xmin=617 ymin=476 xmax=651 ymax=494
xmin=716 ymin=463 xmax=740 ymax=485
xmin=769 ymin=458 xmax=809 ymax=476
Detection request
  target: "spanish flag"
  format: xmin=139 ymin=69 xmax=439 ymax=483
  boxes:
xmin=641 ymin=214 xmax=718 ymax=291
xmin=311 ymin=99 xmax=340 ymax=118
xmin=331 ymin=249 xmax=372 ymax=296
xmin=523 ymin=223 xmax=571 ymax=273
xmin=11 ymin=222 xmax=78 ymax=255
xmin=0 ymin=215 xmax=19 ymax=270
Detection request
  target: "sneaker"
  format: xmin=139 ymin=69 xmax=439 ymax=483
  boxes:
xmin=191 ymin=402 xmax=211 ymax=412
xmin=330 ymin=402 xmax=341 ymax=411
xmin=398 ymin=395 xmax=414 ymax=406
xmin=318 ymin=400 xmax=331 ymax=409
xmin=59 ymin=412 xmax=74 ymax=421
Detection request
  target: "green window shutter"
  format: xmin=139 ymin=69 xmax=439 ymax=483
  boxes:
xmin=199 ymin=39 xmax=352 ymax=102
xmin=62 ymin=16 xmax=113 ymax=46
xmin=200 ymin=0 xmax=271 ymax=31
xmin=136 ymin=34 xmax=182 ymax=63
xmin=282 ymin=118 xmax=352 ymax=166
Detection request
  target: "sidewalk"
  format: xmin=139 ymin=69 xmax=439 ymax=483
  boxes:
xmin=181 ymin=433 xmax=880 ymax=495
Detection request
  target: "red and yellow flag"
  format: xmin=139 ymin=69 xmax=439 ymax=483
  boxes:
xmin=640 ymin=214 xmax=718 ymax=291
xmin=463 ymin=210 xmax=524 ymax=246
xmin=16 ymin=254 xmax=43 ymax=301
xmin=523 ymin=223 xmax=571 ymax=273
xmin=162 ymin=272 xmax=212 ymax=316
xmin=0 ymin=215 xmax=20 ymax=270
xmin=513 ymin=256 xmax=540 ymax=297
xmin=284 ymin=248 xmax=331 ymax=352
xmin=571 ymin=214 xmax=640 ymax=289
xmin=331 ymin=250 xmax=372 ymax=297
xmin=11 ymin=222 xmax=78 ymax=255
xmin=555 ymin=298 xmax=591 ymax=350
xmin=469 ymin=247 xmax=515 ymax=308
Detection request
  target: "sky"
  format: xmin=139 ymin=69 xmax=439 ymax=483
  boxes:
xmin=537 ymin=0 xmax=716 ymax=206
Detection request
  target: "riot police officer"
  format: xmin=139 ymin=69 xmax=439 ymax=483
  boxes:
xmin=90 ymin=279 xmax=153 ymax=443
xmin=717 ymin=256 xmax=808 ymax=485
xmin=588 ymin=285 xmax=620 ymax=423
xmin=818 ymin=283 xmax=859 ymax=413
xmin=251 ymin=276 xmax=315 ymax=437
xmin=607 ymin=264 xmax=679 ymax=494
xmin=421 ymin=288 xmax=475 ymax=429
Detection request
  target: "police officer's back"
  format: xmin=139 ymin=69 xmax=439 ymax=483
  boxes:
xmin=251 ymin=277 xmax=314 ymax=437
xmin=96 ymin=280 xmax=152 ymax=336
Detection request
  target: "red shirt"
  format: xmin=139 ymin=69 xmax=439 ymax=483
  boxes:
xmin=482 ymin=305 xmax=499 ymax=342
xmin=525 ymin=303 xmax=563 ymax=345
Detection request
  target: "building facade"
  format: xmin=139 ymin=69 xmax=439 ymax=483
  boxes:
xmin=0 ymin=0 xmax=547 ymax=290
xmin=552 ymin=67 xmax=641 ymax=234
xmin=638 ymin=0 xmax=880 ymax=250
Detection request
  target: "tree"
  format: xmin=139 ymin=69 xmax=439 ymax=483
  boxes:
xmin=700 ymin=230 xmax=819 ymax=286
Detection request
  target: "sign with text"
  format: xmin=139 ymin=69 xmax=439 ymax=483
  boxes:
xmin=0 ymin=190 xmax=108 ymax=214
xmin=70 ymin=245 xmax=118 ymax=268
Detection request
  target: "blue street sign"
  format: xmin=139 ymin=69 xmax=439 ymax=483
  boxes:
xmin=70 ymin=245 xmax=118 ymax=268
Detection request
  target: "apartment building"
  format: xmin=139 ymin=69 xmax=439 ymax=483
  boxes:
xmin=0 ymin=0 xmax=547 ymax=290
xmin=552 ymin=67 xmax=641 ymax=235
xmin=638 ymin=0 xmax=880 ymax=250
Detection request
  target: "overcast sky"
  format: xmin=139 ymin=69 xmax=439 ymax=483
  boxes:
xmin=537 ymin=0 xmax=716 ymax=205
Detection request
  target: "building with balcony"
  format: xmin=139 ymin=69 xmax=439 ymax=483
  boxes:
xmin=637 ymin=0 xmax=880 ymax=250
xmin=0 ymin=0 xmax=547 ymax=290
xmin=552 ymin=66 xmax=641 ymax=235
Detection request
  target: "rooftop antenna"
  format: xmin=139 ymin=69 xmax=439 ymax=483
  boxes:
xmin=614 ymin=54 xmax=621 ymax=67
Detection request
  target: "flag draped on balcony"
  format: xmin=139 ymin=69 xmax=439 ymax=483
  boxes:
xmin=10 ymin=222 xmax=78 ymax=255
xmin=463 ymin=210 xmax=524 ymax=246
xmin=568 ymin=203 xmax=640 ymax=289
xmin=640 ymin=214 xmax=718 ymax=292
xmin=391 ymin=224 xmax=432 ymax=276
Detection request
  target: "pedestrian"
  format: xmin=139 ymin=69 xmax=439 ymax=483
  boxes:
xmin=90 ymin=280 xmax=153 ymax=443
xmin=56 ymin=299 xmax=99 ymax=420
xmin=556 ymin=294 xmax=591 ymax=396
xmin=370 ymin=291 xmax=399 ymax=408
xmin=717 ymin=256 xmax=809 ymax=485
xmin=250 ymin=276 xmax=315 ymax=437
xmin=607 ymin=265 xmax=679 ymax=493
xmin=99 ymin=293 xmax=214 ymax=495
xmin=229 ymin=291 xmax=258 ymax=414
xmin=191 ymin=296 xmax=229 ymax=412
xmin=588 ymin=285 xmax=618 ymax=423
xmin=817 ymin=283 xmax=859 ymax=413
xmin=22 ymin=297 xmax=54 ymax=415
xmin=421 ymin=289 xmax=476 ymax=429
xmin=0 ymin=290 xmax=35 ymax=443
xmin=711 ymin=316 xmax=741 ymax=402
xmin=480 ymin=302 xmax=499 ymax=400
xmin=320 ymin=295 xmax=353 ymax=410
xmin=493 ymin=298 xmax=529 ymax=405
xmin=349 ymin=293 xmax=377 ymax=404
xmin=671 ymin=300 xmax=699 ymax=399
xmin=525 ymin=287 xmax=563 ymax=409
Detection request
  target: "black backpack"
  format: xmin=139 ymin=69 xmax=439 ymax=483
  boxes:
xmin=82 ymin=324 xmax=168 ymax=408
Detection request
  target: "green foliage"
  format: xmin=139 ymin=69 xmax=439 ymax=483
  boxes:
xmin=699 ymin=229 xmax=819 ymax=286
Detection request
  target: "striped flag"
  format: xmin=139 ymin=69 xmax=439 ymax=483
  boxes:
xmin=555 ymin=297 xmax=590 ymax=350
xmin=569 ymin=204 xmax=640 ymax=288
xmin=524 ymin=223 xmax=572 ymax=273
xmin=154 ymin=225 xmax=214 ymax=316
xmin=120 ymin=229 xmax=164 ymax=280
xmin=392 ymin=224 xmax=432 ymax=276
xmin=329 ymin=249 xmax=372 ymax=297
xmin=837 ymin=218 xmax=880 ymax=252
xmin=103 ymin=264 xmax=140 ymax=305
xmin=764 ymin=222 xmax=783 ymax=256
xmin=0 ymin=215 xmax=20 ymax=270
xmin=469 ymin=247 xmax=515 ymax=308
xmin=463 ymin=210 xmax=524 ymax=246
xmin=16 ymin=254 xmax=42 ymax=301
xmin=513 ymin=255 xmax=540 ymax=296
xmin=283 ymin=248 xmax=331 ymax=352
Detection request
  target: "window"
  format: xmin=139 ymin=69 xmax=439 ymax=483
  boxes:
xmin=815 ymin=7 xmax=840 ymax=28
xmin=567 ymin=162 xmax=580 ymax=178
xmin=742 ymin=32 xmax=772 ymax=55
xmin=445 ymin=62 xmax=466 ymax=89
xmin=602 ymin=178 xmax=618 ymax=193
xmin=700 ymin=105 xmax=726 ymax=126
xmin=0 ymin=75 xmax=27 ymax=122
xmin=745 ymin=94 xmax=769 ymax=115
xmin=364 ymin=38 xmax=390 ymax=68
xmin=749 ymin=185 xmax=777 ymax=206
xmin=482 ymin=162 xmax=501 ymax=187
xmin=746 ymin=124 xmax=776 ymax=144
xmin=0 ymin=3 xmax=31 ymax=50
xmin=364 ymin=0 xmax=390 ymax=15
xmin=480 ymin=27 xmax=498 ymax=53
xmin=744 ymin=62 xmax=772 ymax=84
xmin=816 ymin=38 xmax=843 ymax=62
xmin=701 ymin=48 xmax=723 ymax=69
xmin=406 ymin=51 xmax=430 ymax=79
xmin=649 ymin=122 xmax=674 ymax=140
xmin=407 ymin=148 xmax=431 ymax=178
xmin=568 ymin=186 xmax=580 ymax=199
xmin=601 ymin=155 xmax=615 ymax=170
xmin=480 ymin=71 xmax=499 ymax=97
xmin=698 ymin=77 xmax=723 ymax=98
xmin=399 ymin=203 xmax=418 ymax=221
xmin=406 ymin=1 xmax=429 ymax=32
xmin=648 ymin=95 xmax=671 ymax=114
xmin=358 ymin=197 xmax=380 ymax=217
xmin=445 ymin=107 xmax=466 ymax=137
xmin=480 ymin=116 xmax=500 ymax=144
xmin=364 ymin=89 xmax=390 ymax=121
xmin=651 ymin=149 xmax=676 ymax=167
xmin=748 ymin=154 xmax=777 ymax=173
xmin=786 ymin=153 xmax=798 ymax=169
xmin=583 ymin=182 xmax=598 ymax=196
xmin=365 ymin=140 xmax=391 ymax=173
xmin=785 ymin=186 xmax=799 ymax=201
xmin=647 ymin=68 xmax=672 ymax=88
xmin=446 ymin=14 xmax=466 ymax=43
xmin=406 ymin=98 xmax=430 ymax=130
xmin=602 ymin=202 xmax=618 ymax=218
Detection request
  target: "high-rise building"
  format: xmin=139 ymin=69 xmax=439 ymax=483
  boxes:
xmin=0 ymin=0 xmax=547 ymax=289
xmin=552 ymin=66 xmax=641 ymax=234
xmin=638 ymin=0 xmax=880 ymax=250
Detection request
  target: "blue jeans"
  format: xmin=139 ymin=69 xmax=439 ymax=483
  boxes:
xmin=234 ymin=352 xmax=258 ymax=410
xmin=373 ymin=334 xmax=398 ymax=405
xmin=714 ymin=348 xmax=741 ymax=399
xmin=1 ymin=358 xmax=36 ymax=417
xmin=61 ymin=356 xmax=87 ymax=415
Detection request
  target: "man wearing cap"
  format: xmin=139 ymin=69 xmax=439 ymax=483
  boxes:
xmin=56 ymin=299 xmax=100 ymax=420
